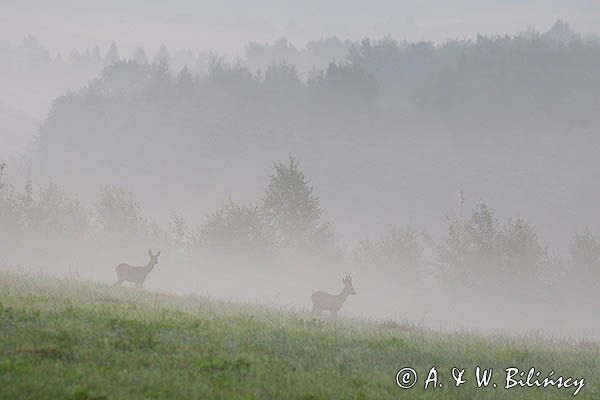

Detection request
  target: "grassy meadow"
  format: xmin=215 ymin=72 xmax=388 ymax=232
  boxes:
xmin=0 ymin=271 xmax=598 ymax=399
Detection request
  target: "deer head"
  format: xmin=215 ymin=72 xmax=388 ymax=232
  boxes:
xmin=148 ymin=249 xmax=161 ymax=266
xmin=342 ymin=275 xmax=356 ymax=295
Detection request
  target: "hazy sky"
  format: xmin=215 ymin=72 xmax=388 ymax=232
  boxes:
xmin=1 ymin=1 xmax=599 ymax=57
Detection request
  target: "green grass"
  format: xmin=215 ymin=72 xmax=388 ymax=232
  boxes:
xmin=0 ymin=272 xmax=598 ymax=399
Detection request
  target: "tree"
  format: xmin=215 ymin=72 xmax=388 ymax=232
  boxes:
xmin=69 ymin=49 xmax=82 ymax=65
xmin=307 ymin=62 xmax=378 ymax=119
xmin=153 ymin=44 xmax=171 ymax=70
xmin=91 ymin=46 xmax=102 ymax=64
xmin=132 ymin=47 xmax=149 ymax=65
xmin=54 ymin=53 xmax=64 ymax=66
xmin=101 ymin=60 xmax=150 ymax=94
xmin=23 ymin=35 xmax=50 ymax=65
xmin=263 ymin=63 xmax=300 ymax=88
xmin=501 ymin=217 xmax=544 ymax=282
xmin=104 ymin=42 xmax=121 ymax=65
xmin=438 ymin=203 xmax=544 ymax=291
xmin=544 ymin=20 xmax=581 ymax=44
xmin=261 ymin=155 xmax=322 ymax=246
xmin=439 ymin=203 xmax=501 ymax=281
xmin=96 ymin=187 xmax=145 ymax=236
xmin=200 ymin=201 xmax=269 ymax=250
xmin=176 ymin=67 xmax=195 ymax=97
xmin=320 ymin=62 xmax=377 ymax=98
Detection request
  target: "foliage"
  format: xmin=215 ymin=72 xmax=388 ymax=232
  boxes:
xmin=501 ymin=217 xmax=544 ymax=281
xmin=96 ymin=187 xmax=146 ymax=236
xmin=0 ymin=160 xmax=597 ymax=295
xmin=100 ymin=60 xmax=151 ymax=94
xmin=200 ymin=200 xmax=269 ymax=249
xmin=0 ymin=168 xmax=169 ymax=272
xmin=355 ymin=226 xmax=422 ymax=279
xmin=0 ymin=168 xmax=89 ymax=267
xmin=311 ymin=62 xmax=377 ymax=95
xmin=438 ymin=203 xmax=545 ymax=289
xmin=570 ymin=228 xmax=600 ymax=286
xmin=261 ymin=155 xmax=323 ymax=246
xmin=347 ymin=32 xmax=600 ymax=128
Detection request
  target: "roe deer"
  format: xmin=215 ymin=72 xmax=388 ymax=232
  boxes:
xmin=311 ymin=275 xmax=356 ymax=317
xmin=113 ymin=249 xmax=160 ymax=288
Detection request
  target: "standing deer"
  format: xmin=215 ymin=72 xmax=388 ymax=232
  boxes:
xmin=113 ymin=250 xmax=160 ymax=288
xmin=311 ymin=275 xmax=356 ymax=317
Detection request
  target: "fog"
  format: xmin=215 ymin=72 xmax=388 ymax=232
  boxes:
xmin=4 ymin=1 xmax=600 ymax=55
xmin=2 ymin=2 xmax=600 ymax=341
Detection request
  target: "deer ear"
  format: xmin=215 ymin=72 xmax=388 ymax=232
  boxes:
xmin=156 ymin=251 xmax=161 ymax=257
xmin=148 ymin=249 xmax=152 ymax=256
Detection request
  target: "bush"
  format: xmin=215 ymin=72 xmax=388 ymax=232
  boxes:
xmin=0 ymin=168 xmax=89 ymax=268
xmin=96 ymin=186 xmax=146 ymax=237
xmin=355 ymin=226 xmax=421 ymax=280
xmin=570 ymin=228 xmax=600 ymax=288
xmin=438 ymin=203 xmax=545 ymax=290
xmin=200 ymin=200 xmax=270 ymax=251
xmin=501 ymin=217 xmax=544 ymax=282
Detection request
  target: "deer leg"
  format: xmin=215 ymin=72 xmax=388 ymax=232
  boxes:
xmin=112 ymin=279 xmax=123 ymax=287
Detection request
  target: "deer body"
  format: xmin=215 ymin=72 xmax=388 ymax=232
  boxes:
xmin=311 ymin=275 xmax=356 ymax=317
xmin=113 ymin=250 xmax=160 ymax=288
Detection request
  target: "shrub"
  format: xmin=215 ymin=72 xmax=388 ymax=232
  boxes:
xmin=355 ymin=226 xmax=421 ymax=279
xmin=570 ymin=228 xmax=600 ymax=287
xmin=200 ymin=200 xmax=270 ymax=251
xmin=438 ymin=203 xmax=544 ymax=290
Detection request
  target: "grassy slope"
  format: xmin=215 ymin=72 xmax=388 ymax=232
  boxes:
xmin=0 ymin=272 xmax=598 ymax=400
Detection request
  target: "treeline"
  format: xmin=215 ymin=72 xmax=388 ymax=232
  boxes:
xmin=36 ymin=20 xmax=600 ymax=149
xmin=30 ymin=23 xmax=600 ymax=202
xmin=0 ymin=35 xmax=349 ymax=78
xmin=1 ymin=159 xmax=599 ymax=300
xmin=0 ymin=158 xmax=339 ymax=275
